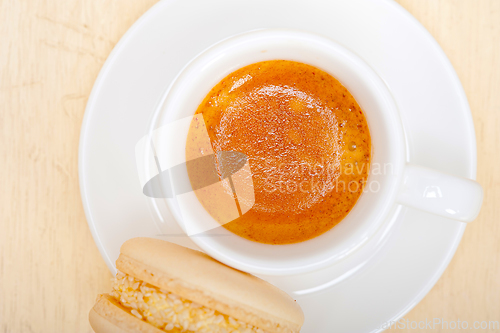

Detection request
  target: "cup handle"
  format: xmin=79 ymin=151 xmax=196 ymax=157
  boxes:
xmin=396 ymin=164 xmax=483 ymax=222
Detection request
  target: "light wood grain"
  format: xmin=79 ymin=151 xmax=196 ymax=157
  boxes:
xmin=0 ymin=0 xmax=498 ymax=332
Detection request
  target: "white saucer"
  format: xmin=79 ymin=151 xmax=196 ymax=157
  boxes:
xmin=79 ymin=0 xmax=477 ymax=332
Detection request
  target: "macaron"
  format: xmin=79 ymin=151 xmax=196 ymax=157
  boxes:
xmin=89 ymin=237 xmax=304 ymax=333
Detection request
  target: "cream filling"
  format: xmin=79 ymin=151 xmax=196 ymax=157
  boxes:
xmin=111 ymin=271 xmax=267 ymax=333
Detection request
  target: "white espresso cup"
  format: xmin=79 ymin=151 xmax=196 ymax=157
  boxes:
xmin=145 ymin=29 xmax=483 ymax=276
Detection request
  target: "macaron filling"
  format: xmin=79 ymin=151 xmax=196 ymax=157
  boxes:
xmin=111 ymin=271 xmax=267 ymax=333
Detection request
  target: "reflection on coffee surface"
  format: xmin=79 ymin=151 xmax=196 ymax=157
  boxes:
xmin=186 ymin=60 xmax=371 ymax=244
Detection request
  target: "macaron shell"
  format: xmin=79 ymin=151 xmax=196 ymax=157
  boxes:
xmin=89 ymin=294 xmax=169 ymax=333
xmin=117 ymin=238 xmax=304 ymax=333
xmin=89 ymin=308 xmax=130 ymax=333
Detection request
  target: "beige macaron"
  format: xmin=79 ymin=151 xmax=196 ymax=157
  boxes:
xmin=89 ymin=237 xmax=304 ymax=333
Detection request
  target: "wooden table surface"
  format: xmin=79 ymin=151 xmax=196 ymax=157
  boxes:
xmin=1 ymin=0 xmax=499 ymax=332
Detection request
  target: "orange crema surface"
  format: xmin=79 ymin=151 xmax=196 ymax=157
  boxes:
xmin=186 ymin=60 xmax=371 ymax=244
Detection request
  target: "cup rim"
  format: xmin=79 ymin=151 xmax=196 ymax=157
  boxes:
xmin=150 ymin=29 xmax=406 ymax=275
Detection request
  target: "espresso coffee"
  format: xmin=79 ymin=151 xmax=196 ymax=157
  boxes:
xmin=186 ymin=60 xmax=371 ymax=244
